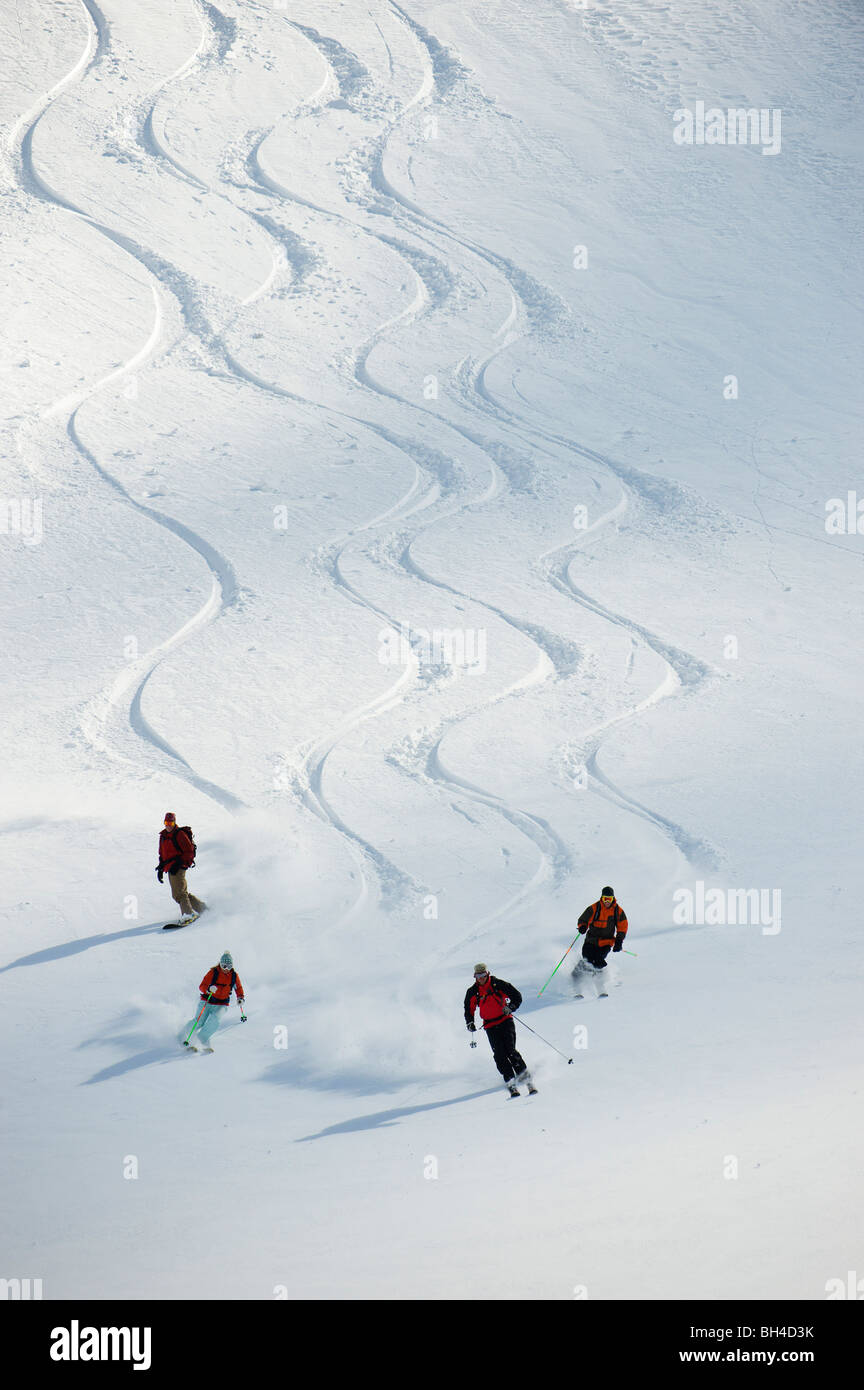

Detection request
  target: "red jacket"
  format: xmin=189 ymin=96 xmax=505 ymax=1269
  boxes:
xmin=200 ymin=965 xmax=244 ymax=1006
xmin=159 ymin=827 xmax=195 ymax=872
xmin=463 ymin=976 xmax=522 ymax=1030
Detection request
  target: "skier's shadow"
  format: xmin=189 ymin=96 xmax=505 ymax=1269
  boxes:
xmin=80 ymin=1037 xmax=189 ymax=1084
xmin=0 ymin=922 xmax=164 ymax=973
xmin=296 ymin=1088 xmax=499 ymax=1141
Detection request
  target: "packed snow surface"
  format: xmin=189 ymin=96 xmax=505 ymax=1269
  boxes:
xmin=1 ymin=0 xmax=862 ymax=1299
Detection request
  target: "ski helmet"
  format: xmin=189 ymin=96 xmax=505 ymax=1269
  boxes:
xmin=220 ymin=952 xmax=233 ymax=968
xmin=164 ymin=812 xmax=176 ymax=825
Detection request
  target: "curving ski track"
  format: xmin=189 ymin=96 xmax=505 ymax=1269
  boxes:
xmin=8 ymin=0 xmax=721 ymax=930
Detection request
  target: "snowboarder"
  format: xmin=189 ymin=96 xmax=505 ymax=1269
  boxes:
xmin=464 ymin=964 xmax=537 ymax=1096
xmin=183 ymin=952 xmax=245 ymax=1051
xmin=157 ymin=812 xmax=206 ymax=925
xmin=572 ymin=886 xmax=628 ymax=986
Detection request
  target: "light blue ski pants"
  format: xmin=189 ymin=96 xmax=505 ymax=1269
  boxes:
xmin=187 ymin=1000 xmax=225 ymax=1045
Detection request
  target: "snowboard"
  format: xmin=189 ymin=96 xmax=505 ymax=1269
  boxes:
xmin=163 ymin=912 xmax=200 ymax=930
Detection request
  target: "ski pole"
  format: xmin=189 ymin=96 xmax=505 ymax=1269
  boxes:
xmin=538 ymin=934 xmax=581 ymax=996
xmin=183 ymin=991 xmax=213 ymax=1046
xmin=510 ymin=1012 xmax=573 ymax=1064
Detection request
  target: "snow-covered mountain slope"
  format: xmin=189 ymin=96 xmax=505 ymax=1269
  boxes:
xmin=1 ymin=0 xmax=862 ymax=1299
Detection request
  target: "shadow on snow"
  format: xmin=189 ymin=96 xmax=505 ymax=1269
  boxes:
xmin=295 ymin=1087 xmax=500 ymax=1140
xmin=0 ymin=922 xmax=167 ymax=972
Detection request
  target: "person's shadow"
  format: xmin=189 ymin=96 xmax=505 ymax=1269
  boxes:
xmin=296 ymin=1088 xmax=500 ymax=1141
xmin=0 ymin=922 xmax=164 ymax=973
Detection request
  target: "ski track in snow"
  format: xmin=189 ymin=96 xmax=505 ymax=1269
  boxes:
xmin=305 ymin=4 xmax=722 ymax=894
xmin=238 ymin=11 xmax=584 ymax=927
xmin=462 ymin=366 xmax=723 ymax=867
xmin=7 ymin=0 xmax=255 ymax=813
xmin=7 ymin=0 xmax=720 ymax=935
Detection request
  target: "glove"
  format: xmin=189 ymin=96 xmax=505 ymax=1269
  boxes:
xmin=466 ymin=1021 xmax=476 ymax=1032
xmin=578 ymin=925 xmax=587 ymax=934
xmin=157 ymin=867 xmax=164 ymax=883
xmin=613 ymin=939 xmax=623 ymax=953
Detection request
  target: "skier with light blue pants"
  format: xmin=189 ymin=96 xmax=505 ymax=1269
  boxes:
xmin=183 ymin=952 xmax=246 ymax=1052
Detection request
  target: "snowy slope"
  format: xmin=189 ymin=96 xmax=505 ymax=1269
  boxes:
xmin=1 ymin=0 xmax=862 ymax=1300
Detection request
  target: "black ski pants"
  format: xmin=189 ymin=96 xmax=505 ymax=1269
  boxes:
xmin=582 ymin=941 xmax=612 ymax=969
xmin=486 ymin=1018 xmax=526 ymax=1083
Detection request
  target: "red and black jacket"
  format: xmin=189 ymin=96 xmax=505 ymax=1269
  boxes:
xmin=464 ymin=976 xmax=522 ymax=1030
xmin=159 ymin=826 xmax=195 ymax=873
xmin=578 ymin=898 xmax=628 ymax=949
xmin=200 ymin=966 xmax=245 ymax=1007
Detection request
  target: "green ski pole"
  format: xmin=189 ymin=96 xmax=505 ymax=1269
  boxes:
xmin=183 ymin=991 xmax=213 ymax=1047
xmin=538 ymin=934 xmax=581 ymax=996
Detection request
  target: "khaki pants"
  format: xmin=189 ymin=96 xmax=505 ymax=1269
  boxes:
xmin=169 ymin=870 xmax=206 ymax=917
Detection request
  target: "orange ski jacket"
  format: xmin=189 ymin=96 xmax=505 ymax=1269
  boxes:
xmin=200 ymin=965 xmax=244 ymax=1006
xmin=578 ymin=898 xmax=628 ymax=949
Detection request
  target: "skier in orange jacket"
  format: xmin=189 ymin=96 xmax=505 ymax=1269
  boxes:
xmin=572 ymin=887 xmax=628 ymax=982
xmin=183 ymin=953 xmax=245 ymax=1052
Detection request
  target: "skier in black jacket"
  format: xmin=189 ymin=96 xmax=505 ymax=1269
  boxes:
xmin=464 ymin=964 xmax=537 ymax=1097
